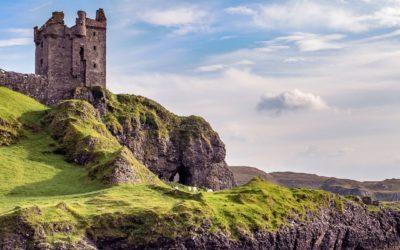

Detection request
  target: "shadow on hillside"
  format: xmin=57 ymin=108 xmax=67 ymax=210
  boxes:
xmin=6 ymin=112 xmax=105 ymax=197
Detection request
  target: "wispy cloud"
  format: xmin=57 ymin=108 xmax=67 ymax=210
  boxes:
xmin=276 ymin=33 xmax=345 ymax=52
xmin=225 ymin=6 xmax=256 ymax=16
xmin=138 ymin=7 xmax=210 ymax=35
xmin=2 ymin=28 xmax=32 ymax=37
xmin=29 ymin=1 xmax=52 ymax=12
xmin=195 ymin=64 xmax=225 ymax=72
xmin=225 ymin=2 xmax=369 ymax=32
xmin=283 ymin=57 xmax=307 ymax=63
xmin=225 ymin=1 xmax=400 ymax=33
xmin=0 ymin=38 xmax=31 ymax=47
xmin=195 ymin=60 xmax=254 ymax=73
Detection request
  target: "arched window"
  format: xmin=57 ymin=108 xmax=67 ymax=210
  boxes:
xmin=93 ymin=63 xmax=97 ymax=68
xmin=93 ymin=32 xmax=96 ymax=37
xmin=40 ymin=59 xmax=43 ymax=65
xmin=93 ymin=46 xmax=97 ymax=51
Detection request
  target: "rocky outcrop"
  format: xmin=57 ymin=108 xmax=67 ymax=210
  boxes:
xmin=2 ymin=203 xmax=398 ymax=250
xmin=43 ymin=99 xmax=160 ymax=185
xmin=85 ymin=203 xmax=400 ymax=250
xmin=71 ymin=87 xmax=235 ymax=190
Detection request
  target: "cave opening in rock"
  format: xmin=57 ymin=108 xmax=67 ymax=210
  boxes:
xmin=169 ymin=167 xmax=192 ymax=185
xmin=171 ymin=172 xmax=180 ymax=183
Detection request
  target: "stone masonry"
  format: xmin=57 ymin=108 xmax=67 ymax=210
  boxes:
xmin=0 ymin=9 xmax=106 ymax=104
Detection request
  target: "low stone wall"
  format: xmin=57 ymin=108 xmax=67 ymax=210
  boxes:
xmin=0 ymin=69 xmax=50 ymax=104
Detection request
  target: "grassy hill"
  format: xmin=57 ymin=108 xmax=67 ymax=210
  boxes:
xmin=230 ymin=166 xmax=400 ymax=201
xmin=0 ymin=86 xmax=353 ymax=247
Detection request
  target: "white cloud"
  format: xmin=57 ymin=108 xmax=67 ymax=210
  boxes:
xmin=141 ymin=7 xmax=206 ymax=26
xmin=372 ymin=6 xmax=400 ymax=27
xmin=195 ymin=60 xmax=254 ymax=73
xmin=284 ymin=57 xmax=306 ymax=63
xmin=278 ymin=33 xmax=345 ymax=52
xmin=225 ymin=6 xmax=256 ymax=16
xmin=219 ymin=35 xmax=236 ymax=40
xmin=255 ymin=44 xmax=290 ymax=53
xmin=226 ymin=2 xmax=369 ymax=32
xmin=195 ymin=64 xmax=225 ymax=72
xmin=0 ymin=38 xmax=31 ymax=47
xmin=3 ymin=28 xmax=32 ymax=37
xmin=225 ymin=1 xmax=400 ymax=33
xmin=138 ymin=7 xmax=209 ymax=35
xmin=234 ymin=60 xmax=254 ymax=66
xmin=257 ymin=89 xmax=329 ymax=114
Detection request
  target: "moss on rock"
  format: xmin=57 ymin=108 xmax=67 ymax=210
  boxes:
xmin=43 ymin=100 xmax=160 ymax=186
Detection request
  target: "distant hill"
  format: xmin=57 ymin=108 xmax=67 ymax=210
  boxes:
xmin=230 ymin=166 xmax=400 ymax=201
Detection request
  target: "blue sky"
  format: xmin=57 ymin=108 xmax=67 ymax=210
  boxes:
xmin=1 ymin=0 xmax=400 ymax=180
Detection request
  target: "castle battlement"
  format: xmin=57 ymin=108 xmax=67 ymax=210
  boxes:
xmin=0 ymin=9 xmax=107 ymax=105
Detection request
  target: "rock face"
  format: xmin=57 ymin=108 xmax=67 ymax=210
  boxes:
xmin=71 ymin=87 xmax=235 ymax=190
xmin=2 ymin=203 xmax=399 ymax=250
xmin=86 ymin=204 xmax=400 ymax=250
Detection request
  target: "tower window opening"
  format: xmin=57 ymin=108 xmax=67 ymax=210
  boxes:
xmin=93 ymin=46 xmax=97 ymax=51
xmin=94 ymin=63 xmax=97 ymax=68
xmin=40 ymin=59 xmax=43 ymax=65
xmin=93 ymin=32 xmax=96 ymax=36
xmin=79 ymin=47 xmax=84 ymax=61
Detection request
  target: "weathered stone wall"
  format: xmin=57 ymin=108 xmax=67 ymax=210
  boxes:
xmin=0 ymin=69 xmax=50 ymax=103
xmin=84 ymin=25 xmax=106 ymax=88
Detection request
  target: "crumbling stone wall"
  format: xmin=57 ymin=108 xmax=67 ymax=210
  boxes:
xmin=0 ymin=69 xmax=51 ymax=103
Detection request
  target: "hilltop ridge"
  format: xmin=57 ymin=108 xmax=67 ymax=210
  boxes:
xmin=230 ymin=166 xmax=400 ymax=201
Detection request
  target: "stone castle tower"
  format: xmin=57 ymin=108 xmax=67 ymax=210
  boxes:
xmin=0 ymin=9 xmax=107 ymax=104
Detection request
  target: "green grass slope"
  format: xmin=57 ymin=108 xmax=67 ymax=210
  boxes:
xmin=0 ymin=87 xmax=47 ymax=145
xmin=0 ymin=87 xmax=103 ymax=213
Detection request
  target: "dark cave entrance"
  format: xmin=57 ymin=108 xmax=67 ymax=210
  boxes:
xmin=169 ymin=167 xmax=191 ymax=185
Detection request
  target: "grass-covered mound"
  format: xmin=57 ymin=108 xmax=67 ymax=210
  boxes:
xmin=0 ymin=87 xmax=47 ymax=145
xmin=43 ymin=100 xmax=160 ymax=185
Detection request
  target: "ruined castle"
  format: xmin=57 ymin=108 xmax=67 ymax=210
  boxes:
xmin=0 ymin=9 xmax=106 ymax=104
